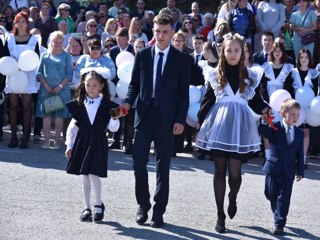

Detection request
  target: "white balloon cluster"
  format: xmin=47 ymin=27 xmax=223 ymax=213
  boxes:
xmin=187 ymin=85 xmax=205 ymax=128
xmin=115 ymin=52 xmax=135 ymax=99
xmin=0 ymin=50 xmax=39 ymax=93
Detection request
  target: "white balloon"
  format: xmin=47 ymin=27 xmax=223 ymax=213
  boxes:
xmin=189 ymin=85 xmax=201 ymax=105
xmin=18 ymin=50 xmax=40 ymax=72
xmin=294 ymin=107 xmax=305 ymax=127
xmin=0 ymin=56 xmax=18 ymax=76
xmin=7 ymin=70 xmax=28 ymax=93
xmin=272 ymin=111 xmax=283 ymax=123
xmin=305 ymin=108 xmax=320 ymax=127
xmin=116 ymin=81 xmax=129 ymax=99
xmin=269 ymin=89 xmax=291 ymax=112
xmin=115 ymin=51 xmax=134 ymax=67
xmin=187 ymin=102 xmax=200 ymax=124
xmin=117 ymin=62 xmax=134 ymax=83
xmin=295 ymin=86 xmax=315 ymax=109
xmin=310 ymin=96 xmax=320 ymax=116
xmin=107 ymin=81 xmax=116 ymax=100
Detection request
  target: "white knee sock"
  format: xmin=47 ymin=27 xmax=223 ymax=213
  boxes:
xmin=89 ymin=174 xmax=102 ymax=213
xmin=81 ymin=175 xmax=91 ymax=209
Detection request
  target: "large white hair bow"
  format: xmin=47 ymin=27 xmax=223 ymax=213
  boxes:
xmin=80 ymin=67 xmax=111 ymax=80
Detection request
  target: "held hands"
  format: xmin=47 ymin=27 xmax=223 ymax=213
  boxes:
xmin=261 ymin=107 xmax=278 ymax=131
xmin=296 ymin=175 xmax=303 ymax=181
xmin=110 ymin=103 xmax=130 ymax=119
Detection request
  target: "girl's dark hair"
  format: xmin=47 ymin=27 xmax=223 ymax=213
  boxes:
xmin=203 ymin=40 xmax=219 ymax=59
xmin=76 ymin=71 xmax=111 ymax=104
xmin=218 ymin=34 xmax=253 ymax=93
xmin=244 ymin=42 xmax=253 ymax=65
xmin=270 ymin=42 xmax=287 ymax=64
xmin=297 ymin=48 xmax=313 ymax=69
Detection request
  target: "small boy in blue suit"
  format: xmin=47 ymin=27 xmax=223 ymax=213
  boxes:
xmin=259 ymin=99 xmax=304 ymax=235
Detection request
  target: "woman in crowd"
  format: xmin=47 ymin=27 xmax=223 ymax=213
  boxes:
xmin=128 ymin=17 xmax=148 ymax=46
xmin=6 ymin=12 xmax=40 ymax=148
xmin=291 ymin=48 xmax=319 ymax=168
xmin=228 ymin=0 xmax=256 ymax=44
xmin=244 ymin=42 xmax=255 ymax=68
xmin=55 ymin=3 xmax=75 ymax=34
xmin=313 ymin=0 xmax=320 ymax=64
xmin=4 ymin=5 xmax=14 ymax=31
xmin=103 ymin=37 xmax=116 ymax=56
xmin=256 ymin=0 xmax=286 ymax=51
xmin=84 ymin=19 xmax=100 ymax=41
xmin=217 ymin=0 xmax=237 ymax=23
xmin=74 ymin=39 xmax=116 ymax=82
xmin=179 ymin=16 xmax=197 ymax=49
xmin=48 ymin=20 xmax=70 ymax=48
xmin=101 ymin=18 xmax=117 ymax=50
xmin=188 ymin=2 xmax=205 ymax=27
xmin=290 ymin=0 xmax=317 ymax=60
xmin=34 ymin=2 xmax=57 ymax=48
xmin=36 ymin=30 xmax=73 ymax=149
xmin=191 ymin=14 xmax=202 ymax=32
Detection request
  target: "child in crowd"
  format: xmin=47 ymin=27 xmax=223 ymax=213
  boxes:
xmin=259 ymin=98 xmax=304 ymax=235
xmin=291 ymin=48 xmax=319 ymax=169
xmin=65 ymin=68 xmax=120 ymax=222
xmin=196 ymin=33 xmax=266 ymax=233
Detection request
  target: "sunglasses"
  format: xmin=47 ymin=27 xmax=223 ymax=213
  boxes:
xmin=192 ymin=19 xmax=200 ymax=22
xmin=118 ymin=11 xmax=124 ymax=14
xmin=185 ymin=21 xmax=192 ymax=24
xmin=89 ymin=24 xmax=97 ymax=27
xmin=62 ymin=9 xmax=69 ymax=11
xmin=90 ymin=46 xmax=101 ymax=51
xmin=105 ymin=44 xmax=114 ymax=48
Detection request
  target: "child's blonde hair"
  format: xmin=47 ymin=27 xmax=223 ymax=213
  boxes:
xmin=280 ymin=99 xmax=301 ymax=113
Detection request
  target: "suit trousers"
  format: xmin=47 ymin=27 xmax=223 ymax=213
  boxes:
xmin=264 ymin=173 xmax=294 ymax=227
xmin=132 ymin=102 xmax=173 ymax=215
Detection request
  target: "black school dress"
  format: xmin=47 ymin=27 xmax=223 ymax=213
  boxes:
xmin=66 ymin=98 xmax=118 ymax=178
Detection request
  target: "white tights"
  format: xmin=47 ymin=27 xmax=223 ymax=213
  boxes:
xmin=81 ymin=174 xmax=102 ymax=211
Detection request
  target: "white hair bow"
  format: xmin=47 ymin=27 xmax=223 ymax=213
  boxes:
xmin=223 ymin=33 xmax=244 ymax=41
xmin=80 ymin=67 xmax=111 ymax=80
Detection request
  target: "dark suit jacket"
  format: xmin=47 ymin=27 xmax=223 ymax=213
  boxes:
xmin=124 ymin=45 xmax=190 ymax=130
xmin=259 ymin=121 xmax=304 ymax=180
xmin=109 ymin=44 xmax=134 ymax=84
xmin=189 ymin=53 xmax=205 ymax=86
xmin=253 ymin=51 xmax=266 ymax=65
xmin=0 ymin=36 xmax=9 ymax=92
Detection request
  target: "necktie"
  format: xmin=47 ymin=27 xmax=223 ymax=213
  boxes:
xmin=264 ymin=53 xmax=268 ymax=62
xmin=154 ymin=52 xmax=164 ymax=106
xmin=195 ymin=54 xmax=200 ymax=65
xmin=286 ymin=127 xmax=292 ymax=145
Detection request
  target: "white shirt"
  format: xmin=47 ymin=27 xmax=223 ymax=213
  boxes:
xmin=152 ymin=44 xmax=170 ymax=98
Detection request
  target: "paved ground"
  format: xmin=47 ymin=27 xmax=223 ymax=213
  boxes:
xmin=0 ymin=130 xmax=320 ymax=240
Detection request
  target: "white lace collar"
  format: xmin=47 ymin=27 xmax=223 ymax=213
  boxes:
xmin=263 ymin=62 xmax=294 ymax=83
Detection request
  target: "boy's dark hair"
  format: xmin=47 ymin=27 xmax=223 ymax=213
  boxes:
xmin=270 ymin=42 xmax=287 ymax=64
xmin=280 ymin=99 xmax=301 ymax=113
xmin=115 ymin=27 xmax=129 ymax=38
xmin=192 ymin=33 xmax=205 ymax=42
xmin=297 ymin=48 xmax=313 ymax=69
xmin=262 ymin=30 xmax=274 ymax=41
xmin=153 ymin=13 xmax=174 ymax=28
xmin=76 ymin=71 xmax=111 ymax=104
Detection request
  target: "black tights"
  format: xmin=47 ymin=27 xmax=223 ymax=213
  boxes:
xmin=213 ymin=157 xmax=242 ymax=218
xmin=8 ymin=94 xmax=32 ymax=140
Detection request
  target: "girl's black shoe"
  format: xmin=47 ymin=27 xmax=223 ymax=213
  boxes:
xmin=215 ymin=216 xmax=226 ymax=233
xmin=80 ymin=209 xmax=92 ymax=222
xmin=93 ymin=203 xmax=105 ymax=222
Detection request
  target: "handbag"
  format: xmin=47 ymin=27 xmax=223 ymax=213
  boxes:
xmin=300 ymin=10 xmax=317 ymax=45
xmin=43 ymin=94 xmax=64 ymax=113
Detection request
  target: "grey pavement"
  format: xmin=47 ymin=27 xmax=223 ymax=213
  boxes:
xmin=0 ymin=130 xmax=320 ymax=240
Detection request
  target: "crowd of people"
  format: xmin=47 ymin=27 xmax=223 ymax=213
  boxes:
xmin=0 ymin=0 xmax=319 ymax=236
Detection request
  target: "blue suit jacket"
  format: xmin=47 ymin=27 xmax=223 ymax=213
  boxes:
xmin=124 ymin=45 xmax=190 ymax=130
xmin=259 ymin=121 xmax=304 ymax=179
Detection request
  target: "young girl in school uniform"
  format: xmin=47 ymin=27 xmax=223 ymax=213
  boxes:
xmin=65 ymin=68 xmax=120 ymax=222
xmin=291 ymin=48 xmax=319 ymax=169
xmin=259 ymin=42 xmax=294 ymax=161
xmin=196 ymin=33 xmax=266 ymax=233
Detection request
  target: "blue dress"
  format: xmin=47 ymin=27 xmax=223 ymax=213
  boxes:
xmin=36 ymin=51 xmax=73 ymax=118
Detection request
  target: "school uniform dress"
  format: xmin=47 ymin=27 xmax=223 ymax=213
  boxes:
xmin=259 ymin=62 xmax=294 ymax=103
xmin=65 ymin=96 xmax=119 ymax=178
xmin=196 ymin=63 xmax=264 ymax=156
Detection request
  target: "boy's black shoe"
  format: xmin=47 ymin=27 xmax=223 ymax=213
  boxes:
xmin=183 ymin=144 xmax=193 ymax=153
xmin=80 ymin=209 xmax=92 ymax=222
xmin=150 ymin=212 xmax=164 ymax=228
xmin=273 ymin=226 xmax=284 ymax=235
xmin=136 ymin=207 xmax=149 ymax=225
xmin=93 ymin=203 xmax=105 ymax=222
